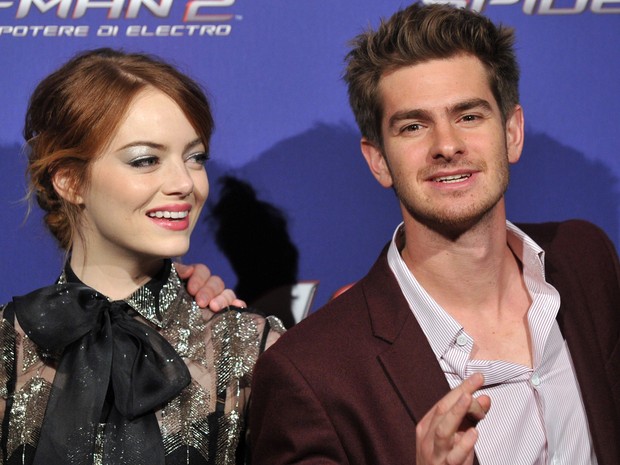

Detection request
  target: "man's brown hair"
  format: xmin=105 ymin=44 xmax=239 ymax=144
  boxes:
xmin=344 ymin=3 xmax=519 ymax=146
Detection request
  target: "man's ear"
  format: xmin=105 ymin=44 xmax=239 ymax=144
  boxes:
xmin=506 ymin=104 xmax=524 ymax=164
xmin=52 ymin=170 xmax=83 ymax=204
xmin=360 ymin=137 xmax=393 ymax=188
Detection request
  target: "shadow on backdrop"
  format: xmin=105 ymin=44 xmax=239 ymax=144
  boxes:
xmin=207 ymin=123 xmax=403 ymax=310
xmin=208 ymin=176 xmax=299 ymax=328
xmin=3 ymin=125 xmax=617 ymax=308
xmin=506 ymin=131 xmax=619 ymax=244
xmin=205 ymin=124 xmax=619 ymax=312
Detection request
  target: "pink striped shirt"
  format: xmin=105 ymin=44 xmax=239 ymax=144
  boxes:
xmin=387 ymin=221 xmax=597 ymax=465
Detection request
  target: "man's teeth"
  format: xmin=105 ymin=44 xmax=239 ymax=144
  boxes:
xmin=148 ymin=211 xmax=189 ymax=219
xmin=433 ymin=174 xmax=471 ymax=183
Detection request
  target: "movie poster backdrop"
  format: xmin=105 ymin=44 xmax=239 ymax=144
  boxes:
xmin=1 ymin=0 xmax=618 ymax=312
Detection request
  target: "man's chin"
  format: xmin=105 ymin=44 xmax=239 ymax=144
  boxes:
xmin=407 ymin=206 xmax=498 ymax=240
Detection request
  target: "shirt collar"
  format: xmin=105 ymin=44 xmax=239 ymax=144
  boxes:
xmin=59 ymin=258 xmax=180 ymax=328
xmin=387 ymin=224 xmax=461 ymax=359
xmin=387 ymin=221 xmax=551 ymax=361
xmin=506 ymin=220 xmax=547 ymax=279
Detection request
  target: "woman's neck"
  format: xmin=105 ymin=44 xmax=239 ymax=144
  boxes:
xmin=69 ymin=246 xmax=164 ymax=300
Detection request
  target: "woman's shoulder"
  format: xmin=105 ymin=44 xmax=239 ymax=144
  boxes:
xmin=208 ymin=306 xmax=286 ymax=336
xmin=0 ymin=302 xmax=18 ymax=401
xmin=0 ymin=301 xmax=18 ymax=339
xmin=207 ymin=306 xmax=285 ymax=353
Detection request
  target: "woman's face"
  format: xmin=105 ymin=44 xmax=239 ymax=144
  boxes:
xmin=75 ymin=87 xmax=209 ymax=264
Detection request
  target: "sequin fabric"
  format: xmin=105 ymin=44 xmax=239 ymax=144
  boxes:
xmin=125 ymin=267 xmax=181 ymax=328
xmin=0 ymin=263 xmax=284 ymax=464
xmin=5 ymin=377 xmax=51 ymax=460
xmin=0 ymin=315 xmax=15 ymax=399
xmin=161 ymin=381 xmax=211 ymax=459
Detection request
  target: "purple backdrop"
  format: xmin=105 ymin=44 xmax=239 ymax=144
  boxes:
xmin=1 ymin=0 xmax=618 ymax=312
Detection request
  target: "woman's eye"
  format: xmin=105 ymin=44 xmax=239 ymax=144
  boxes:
xmin=187 ymin=152 xmax=209 ymax=166
xmin=129 ymin=156 xmax=158 ymax=168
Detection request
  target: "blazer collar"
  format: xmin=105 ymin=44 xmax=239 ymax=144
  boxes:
xmin=520 ymin=222 xmax=620 ymax=465
xmin=362 ymin=225 xmax=620 ymax=465
xmin=361 ymin=246 xmax=453 ymax=424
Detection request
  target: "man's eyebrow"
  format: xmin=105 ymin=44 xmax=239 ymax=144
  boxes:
xmin=450 ymin=98 xmax=493 ymax=114
xmin=387 ymin=109 xmax=432 ymax=130
xmin=387 ymin=98 xmax=494 ymax=129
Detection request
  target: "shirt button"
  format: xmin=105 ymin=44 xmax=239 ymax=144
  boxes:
xmin=456 ymin=335 xmax=468 ymax=347
xmin=531 ymin=372 xmax=541 ymax=387
xmin=456 ymin=334 xmax=467 ymax=347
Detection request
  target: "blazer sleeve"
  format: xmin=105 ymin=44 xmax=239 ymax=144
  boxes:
xmin=249 ymin=346 xmax=349 ymax=464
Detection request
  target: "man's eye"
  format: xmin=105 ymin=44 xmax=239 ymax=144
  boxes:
xmin=402 ymin=123 xmax=421 ymax=133
xmin=129 ymin=156 xmax=158 ymax=168
xmin=462 ymin=114 xmax=479 ymax=122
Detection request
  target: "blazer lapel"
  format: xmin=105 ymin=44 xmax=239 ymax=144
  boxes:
xmin=547 ymin=260 xmax=620 ymax=465
xmin=361 ymin=248 xmax=452 ymax=424
xmin=522 ymin=222 xmax=620 ymax=465
xmin=359 ymin=247 xmax=482 ymax=465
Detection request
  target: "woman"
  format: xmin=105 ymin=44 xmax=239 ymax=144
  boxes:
xmin=0 ymin=48 xmax=284 ymax=465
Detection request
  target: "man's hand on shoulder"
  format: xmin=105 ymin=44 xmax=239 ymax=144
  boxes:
xmin=176 ymin=262 xmax=246 ymax=311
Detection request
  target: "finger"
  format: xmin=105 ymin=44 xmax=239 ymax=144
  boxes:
xmin=476 ymin=394 xmax=491 ymax=414
xmin=433 ymin=392 xmax=474 ymax=453
xmin=441 ymin=373 xmax=486 ymax=413
xmin=466 ymin=394 xmax=491 ymax=423
xmin=417 ymin=374 xmax=486 ymax=463
xmin=232 ymin=298 xmax=247 ymax=308
xmin=417 ymin=392 xmax=471 ymax=462
xmin=428 ymin=373 xmax=486 ymax=431
xmin=192 ymin=276 xmax=224 ymax=308
xmin=174 ymin=262 xmax=193 ymax=278
xmin=207 ymin=289 xmax=237 ymax=312
xmin=188 ymin=264 xmax=215 ymax=295
xmin=446 ymin=428 xmax=478 ymax=465
xmin=462 ymin=372 xmax=484 ymax=393
xmin=176 ymin=263 xmax=216 ymax=298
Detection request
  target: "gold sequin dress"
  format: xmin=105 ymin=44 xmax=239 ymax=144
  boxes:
xmin=0 ymin=260 xmax=284 ymax=465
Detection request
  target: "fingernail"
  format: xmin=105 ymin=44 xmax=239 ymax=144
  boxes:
xmin=465 ymin=428 xmax=478 ymax=441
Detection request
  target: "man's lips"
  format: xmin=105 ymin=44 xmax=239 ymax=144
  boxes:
xmin=431 ymin=173 xmax=473 ymax=183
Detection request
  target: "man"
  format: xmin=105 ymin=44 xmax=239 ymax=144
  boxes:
xmin=249 ymin=3 xmax=620 ymax=464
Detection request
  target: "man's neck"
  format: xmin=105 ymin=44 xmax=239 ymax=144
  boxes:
xmin=400 ymin=213 xmax=520 ymax=316
xmin=400 ymin=214 xmax=533 ymax=365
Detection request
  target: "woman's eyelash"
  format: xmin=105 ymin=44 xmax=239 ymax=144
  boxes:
xmin=128 ymin=156 xmax=158 ymax=168
xmin=127 ymin=152 xmax=208 ymax=168
xmin=188 ymin=152 xmax=209 ymax=165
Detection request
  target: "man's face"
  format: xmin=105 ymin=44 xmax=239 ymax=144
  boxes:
xmin=361 ymin=54 xmax=523 ymax=235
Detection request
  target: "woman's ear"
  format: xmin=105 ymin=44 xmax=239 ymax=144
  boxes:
xmin=52 ymin=170 xmax=83 ymax=204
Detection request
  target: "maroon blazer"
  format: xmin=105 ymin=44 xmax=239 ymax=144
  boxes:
xmin=250 ymin=220 xmax=620 ymax=464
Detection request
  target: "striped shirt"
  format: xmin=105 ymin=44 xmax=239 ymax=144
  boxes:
xmin=387 ymin=221 xmax=597 ymax=465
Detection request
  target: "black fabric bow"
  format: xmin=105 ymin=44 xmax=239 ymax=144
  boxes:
xmin=13 ymin=282 xmax=191 ymax=465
